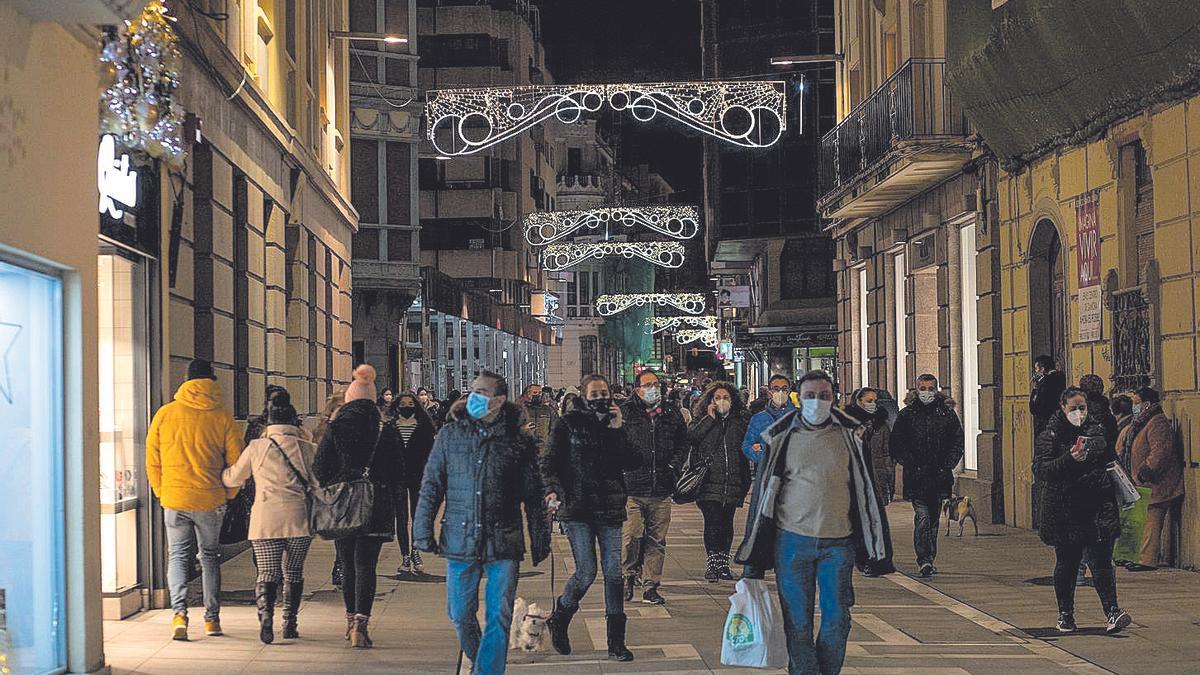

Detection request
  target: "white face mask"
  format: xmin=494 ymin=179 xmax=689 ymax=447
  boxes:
xmin=1067 ymin=409 xmax=1087 ymax=427
xmin=770 ymin=391 xmax=789 ymax=407
xmin=917 ymin=391 xmax=936 ymax=404
xmin=641 ymin=385 xmax=661 ymax=405
xmin=801 ymin=399 xmax=833 ymax=425
xmin=715 ymin=400 xmax=732 ymax=415
xmin=861 ymin=402 xmax=878 ymax=414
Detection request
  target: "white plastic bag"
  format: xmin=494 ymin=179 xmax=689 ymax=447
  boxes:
xmin=721 ymin=578 xmax=788 ymax=668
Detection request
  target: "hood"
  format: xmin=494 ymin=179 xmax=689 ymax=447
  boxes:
xmin=174 ymin=378 xmax=225 ymax=410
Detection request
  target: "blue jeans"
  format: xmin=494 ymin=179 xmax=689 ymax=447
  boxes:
xmin=774 ymin=531 xmax=856 ymax=675
xmin=165 ymin=506 xmax=226 ymax=620
xmin=447 ymin=559 xmax=520 ymax=675
xmin=561 ymin=520 xmax=624 ymax=615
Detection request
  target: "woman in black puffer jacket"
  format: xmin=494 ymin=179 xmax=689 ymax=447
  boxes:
xmin=541 ymin=374 xmax=641 ymax=661
xmin=1034 ymin=386 xmax=1131 ymax=635
xmin=688 ymin=381 xmax=752 ymax=583
xmin=312 ymin=365 xmax=403 ymax=648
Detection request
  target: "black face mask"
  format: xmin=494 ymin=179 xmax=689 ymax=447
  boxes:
xmin=396 ymin=406 xmax=416 ymax=418
xmin=587 ymin=397 xmax=612 ymax=417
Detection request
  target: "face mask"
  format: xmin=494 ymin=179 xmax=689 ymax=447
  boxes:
xmin=715 ymin=400 xmax=732 ymax=415
xmin=1067 ymin=409 xmax=1087 ymax=427
xmin=771 ymin=391 xmax=789 ymax=407
xmin=801 ymin=399 xmax=833 ymax=425
xmin=587 ymin=397 xmax=611 ymax=416
xmin=1132 ymin=403 xmax=1143 ymax=415
xmin=396 ymin=406 xmax=416 ymax=419
xmin=466 ymin=392 xmax=492 ymax=419
xmin=918 ymin=391 xmax=936 ymax=404
xmin=861 ymin=402 xmax=878 ymax=414
xmin=641 ymin=386 xmax=661 ymax=405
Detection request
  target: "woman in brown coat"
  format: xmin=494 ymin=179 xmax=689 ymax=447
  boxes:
xmin=1117 ymin=387 xmax=1183 ymax=570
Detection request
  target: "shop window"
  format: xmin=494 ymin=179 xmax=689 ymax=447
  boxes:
xmin=893 ymin=250 xmax=908 ymax=400
xmin=0 ymin=259 xmax=66 ymax=673
xmin=960 ymin=223 xmax=980 ymax=470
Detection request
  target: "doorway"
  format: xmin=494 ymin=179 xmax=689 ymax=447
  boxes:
xmin=1027 ymin=218 xmax=1068 ymax=528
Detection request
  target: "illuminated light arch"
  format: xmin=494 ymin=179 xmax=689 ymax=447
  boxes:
xmin=427 ymin=81 xmax=786 ymax=157
xmin=542 ymin=241 xmax=685 ymax=271
xmin=524 ymin=206 xmax=700 ymax=246
xmin=595 ymin=293 xmax=707 ymax=316
xmin=648 ymin=315 xmax=718 ymax=333
xmin=675 ymin=328 xmax=719 ymax=348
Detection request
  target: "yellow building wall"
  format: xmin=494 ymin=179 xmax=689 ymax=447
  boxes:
xmin=998 ymin=92 xmax=1200 ymax=567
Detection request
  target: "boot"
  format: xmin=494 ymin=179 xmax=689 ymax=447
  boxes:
xmin=704 ymin=553 xmax=720 ymax=583
xmin=624 ymin=576 xmax=635 ymax=602
xmin=344 ymin=612 xmax=355 ymax=640
xmin=350 ymin=614 xmax=373 ymax=648
xmin=606 ymin=613 xmax=634 ymax=662
xmin=281 ymin=580 xmax=303 ymax=639
xmin=546 ymin=596 xmax=578 ymax=655
xmin=255 ymin=581 xmax=278 ymax=645
xmin=718 ymin=552 xmax=735 ymax=581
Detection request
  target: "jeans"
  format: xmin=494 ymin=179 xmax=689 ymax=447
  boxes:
xmin=447 ymin=558 xmax=520 ymax=675
xmin=775 ymin=531 xmax=856 ymax=675
xmin=393 ymin=482 xmax=421 ymax=557
xmin=334 ymin=537 xmax=384 ymax=615
xmin=697 ymin=500 xmax=737 ymax=554
xmin=912 ymin=499 xmax=940 ymax=566
xmin=1054 ymin=539 xmax=1119 ymax=615
xmin=561 ymin=520 xmax=624 ymax=615
xmin=165 ymin=506 xmax=226 ymax=620
xmin=621 ymin=496 xmax=672 ymax=585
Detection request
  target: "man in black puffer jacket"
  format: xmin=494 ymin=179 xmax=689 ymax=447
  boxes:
xmin=413 ymin=371 xmax=549 ymax=675
xmin=541 ymin=374 xmax=641 ymax=661
xmin=890 ymin=374 xmax=964 ymax=578
xmin=619 ymin=369 xmax=689 ymax=605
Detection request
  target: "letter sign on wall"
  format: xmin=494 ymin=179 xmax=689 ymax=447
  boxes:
xmin=98 ymin=134 xmax=138 ymax=219
xmin=1075 ymin=190 xmax=1102 ymax=342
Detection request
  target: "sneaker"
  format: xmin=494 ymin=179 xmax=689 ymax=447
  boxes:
xmin=398 ymin=555 xmax=412 ymax=575
xmin=1125 ymin=562 xmax=1157 ymax=572
xmin=411 ymin=550 xmax=425 ymax=574
xmin=1106 ymin=609 xmax=1132 ymax=634
xmin=624 ymin=576 xmax=635 ymax=602
xmin=1056 ymin=612 xmax=1077 ymax=633
xmin=918 ymin=564 xmax=935 ymax=578
xmin=204 ymin=618 xmax=222 ymax=636
xmin=642 ymin=585 xmax=665 ymax=605
xmin=171 ymin=612 xmax=188 ymax=641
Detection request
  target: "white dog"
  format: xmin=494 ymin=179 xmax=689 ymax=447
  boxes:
xmin=509 ymin=597 xmax=549 ymax=653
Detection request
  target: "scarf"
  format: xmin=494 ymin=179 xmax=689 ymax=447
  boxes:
xmin=1119 ymin=402 xmax=1163 ymax=461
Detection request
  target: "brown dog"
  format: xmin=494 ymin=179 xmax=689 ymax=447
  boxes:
xmin=942 ymin=496 xmax=978 ymax=536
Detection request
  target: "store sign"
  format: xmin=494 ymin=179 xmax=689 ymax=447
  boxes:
xmin=718 ymin=340 xmax=735 ymax=360
xmin=717 ymin=286 xmax=751 ymax=309
xmin=1075 ymin=190 xmax=1102 ymax=342
xmin=98 ymin=134 xmax=139 ymax=219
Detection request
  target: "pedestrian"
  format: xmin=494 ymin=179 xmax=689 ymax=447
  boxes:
xmin=1034 ymin=387 xmax=1132 ymax=634
xmin=688 ymin=381 xmax=751 ymax=583
xmin=890 ymin=374 xmax=964 ymax=578
xmin=1030 ymin=355 xmax=1067 ymax=436
xmin=1111 ymin=394 xmax=1135 ymax=473
xmin=221 ymin=389 xmax=317 ymax=644
xmin=1117 ymin=386 xmax=1183 ymax=571
xmin=377 ymin=391 xmax=436 ymax=575
xmin=438 ymin=389 xmax=462 ymax=427
xmin=1079 ymin=375 xmax=1118 ymax=448
xmin=417 ymin=387 xmax=441 ymax=427
xmin=844 ymin=387 xmax=895 ymax=508
xmin=311 ymin=386 xmax=347 ymax=588
xmin=519 ymin=383 xmax=558 ymax=456
xmin=743 ymin=375 xmax=797 ymax=466
xmin=413 ymin=371 xmax=550 ymax=675
xmin=145 ymin=358 xmax=243 ymax=641
xmin=377 ymin=387 xmax=395 ymax=418
xmin=735 ymin=370 xmax=893 ymax=674
xmin=559 ymin=391 xmax=581 ymax=417
xmin=670 ymin=388 xmax=693 ymax=425
xmin=542 ymin=374 xmax=639 ymax=662
xmin=620 ymin=369 xmax=689 ymax=605
xmin=748 ymin=386 xmax=771 ymax=414
xmin=312 ymin=364 xmax=403 ymax=648
xmin=245 ymin=383 xmax=289 ymax=443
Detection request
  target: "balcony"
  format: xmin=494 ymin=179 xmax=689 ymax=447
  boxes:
xmin=818 ymin=59 xmax=971 ymax=221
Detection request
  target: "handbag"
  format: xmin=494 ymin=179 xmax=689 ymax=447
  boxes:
xmin=274 ymin=436 xmax=379 ymax=540
xmin=1106 ymin=460 xmax=1141 ymax=510
xmin=218 ymin=476 xmax=253 ymax=545
xmin=672 ymin=447 xmax=709 ymax=504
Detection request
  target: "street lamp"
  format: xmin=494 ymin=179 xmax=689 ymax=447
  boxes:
xmin=770 ymin=54 xmax=843 ymax=66
xmin=329 ymin=31 xmax=408 ymax=44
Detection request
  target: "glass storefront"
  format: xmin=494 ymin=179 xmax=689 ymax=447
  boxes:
xmin=793 ymin=346 xmax=837 ymax=381
xmin=98 ymin=250 xmax=151 ymax=617
xmin=0 ymin=258 xmax=66 ymax=674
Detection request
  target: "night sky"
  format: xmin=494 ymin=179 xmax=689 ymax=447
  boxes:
xmin=534 ymin=0 xmax=705 ymax=199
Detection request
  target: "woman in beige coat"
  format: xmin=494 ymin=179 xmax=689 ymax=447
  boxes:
xmin=222 ymin=389 xmax=317 ymax=644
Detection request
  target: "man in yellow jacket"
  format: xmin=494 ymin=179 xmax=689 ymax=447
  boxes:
xmin=146 ymin=359 xmax=243 ymax=641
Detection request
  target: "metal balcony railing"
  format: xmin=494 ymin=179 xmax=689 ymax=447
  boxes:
xmin=819 ymin=59 xmax=967 ymax=200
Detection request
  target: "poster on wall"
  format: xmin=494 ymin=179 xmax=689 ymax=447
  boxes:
xmin=1075 ymin=190 xmax=1103 ymax=342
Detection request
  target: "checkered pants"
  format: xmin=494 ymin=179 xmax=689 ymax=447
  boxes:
xmin=251 ymin=537 xmax=313 ymax=584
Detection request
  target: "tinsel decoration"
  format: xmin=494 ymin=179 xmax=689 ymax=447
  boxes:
xmin=99 ymin=1 xmax=186 ymax=165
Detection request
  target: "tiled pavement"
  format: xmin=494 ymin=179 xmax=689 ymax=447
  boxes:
xmin=104 ymin=503 xmax=1200 ymax=674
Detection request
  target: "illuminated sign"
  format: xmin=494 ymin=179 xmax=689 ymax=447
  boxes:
xmin=97 ymin=134 xmax=138 ymax=219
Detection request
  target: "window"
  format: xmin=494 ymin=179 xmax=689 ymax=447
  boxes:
xmin=386 ymin=229 xmax=412 ymax=261
xmin=1134 ymin=142 xmax=1154 ymax=284
xmin=567 ymin=148 xmax=582 ymax=175
xmin=386 ymin=142 xmax=413 ymax=225
xmin=254 ymin=1 xmax=275 ymax=91
xmin=351 ymin=139 xmax=379 ymax=222
xmin=349 ymin=0 xmax=375 ymax=32
xmin=781 ymin=238 xmax=835 ymax=299
xmin=581 ymin=335 xmax=598 ymax=377
xmin=960 ymin=223 xmax=980 ymax=470
xmin=893 ymin=250 xmax=907 ymax=400
xmin=353 ymin=228 xmax=380 ymax=260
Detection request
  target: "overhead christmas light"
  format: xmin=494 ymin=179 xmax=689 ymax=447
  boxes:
xmin=674 ymin=328 xmax=719 ymax=347
xmin=524 ymin=205 xmax=700 ymax=246
xmin=595 ymin=293 xmax=707 ymax=316
xmin=542 ymin=241 xmax=685 ymax=271
xmin=648 ymin=315 xmax=718 ymax=333
xmin=427 ymin=81 xmax=786 ymax=156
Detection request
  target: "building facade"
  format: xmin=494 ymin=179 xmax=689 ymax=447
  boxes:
xmin=823 ymin=0 xmax=1002 ymax=522
xmin=948 ymin=0 xmax=1200 ymax=564
xmin=701 ymin=0 xmax=840 ymax=391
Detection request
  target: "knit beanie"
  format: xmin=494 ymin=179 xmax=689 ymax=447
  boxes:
xmin=187 ymin=358 xmax=216 ymax=381
xmin=266 ymin=390 xmax=299 ymax=425
xmin=344 ymin=364 xmax=377 ymax=404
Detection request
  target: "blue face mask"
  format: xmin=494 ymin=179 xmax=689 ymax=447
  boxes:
xmin=467 ymin=391 xmax=492 ymax=419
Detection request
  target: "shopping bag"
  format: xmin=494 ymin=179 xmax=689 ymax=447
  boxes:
xmin=721 ymin=578 xmax=788 ymax=668
xmin=1106 ymin=461 xmax=1141 ymax=510
xmin=1114 ymin=487 xmax=1152 ymax=563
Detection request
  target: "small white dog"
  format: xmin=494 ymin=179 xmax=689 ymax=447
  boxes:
xmin=509 ymin=597 xmax=549 ymax=653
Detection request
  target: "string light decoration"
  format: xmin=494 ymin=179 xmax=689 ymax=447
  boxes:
xmin=674 ymin=328 xmax=719 ymax=348
xmin=648 ymin=315 xmax=718 ymax=333
xmin=542 ymin=241 xmax=685 ymax=271
xmin=427 ymin=81 xmax=786 ymax=157
xmin=595 ymin=293 xmax=707 ymax=316
xmin=524 ymin=205 xmax=700 ymax=246
xmin=99 ymin=0 xmax=186 ymax=165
